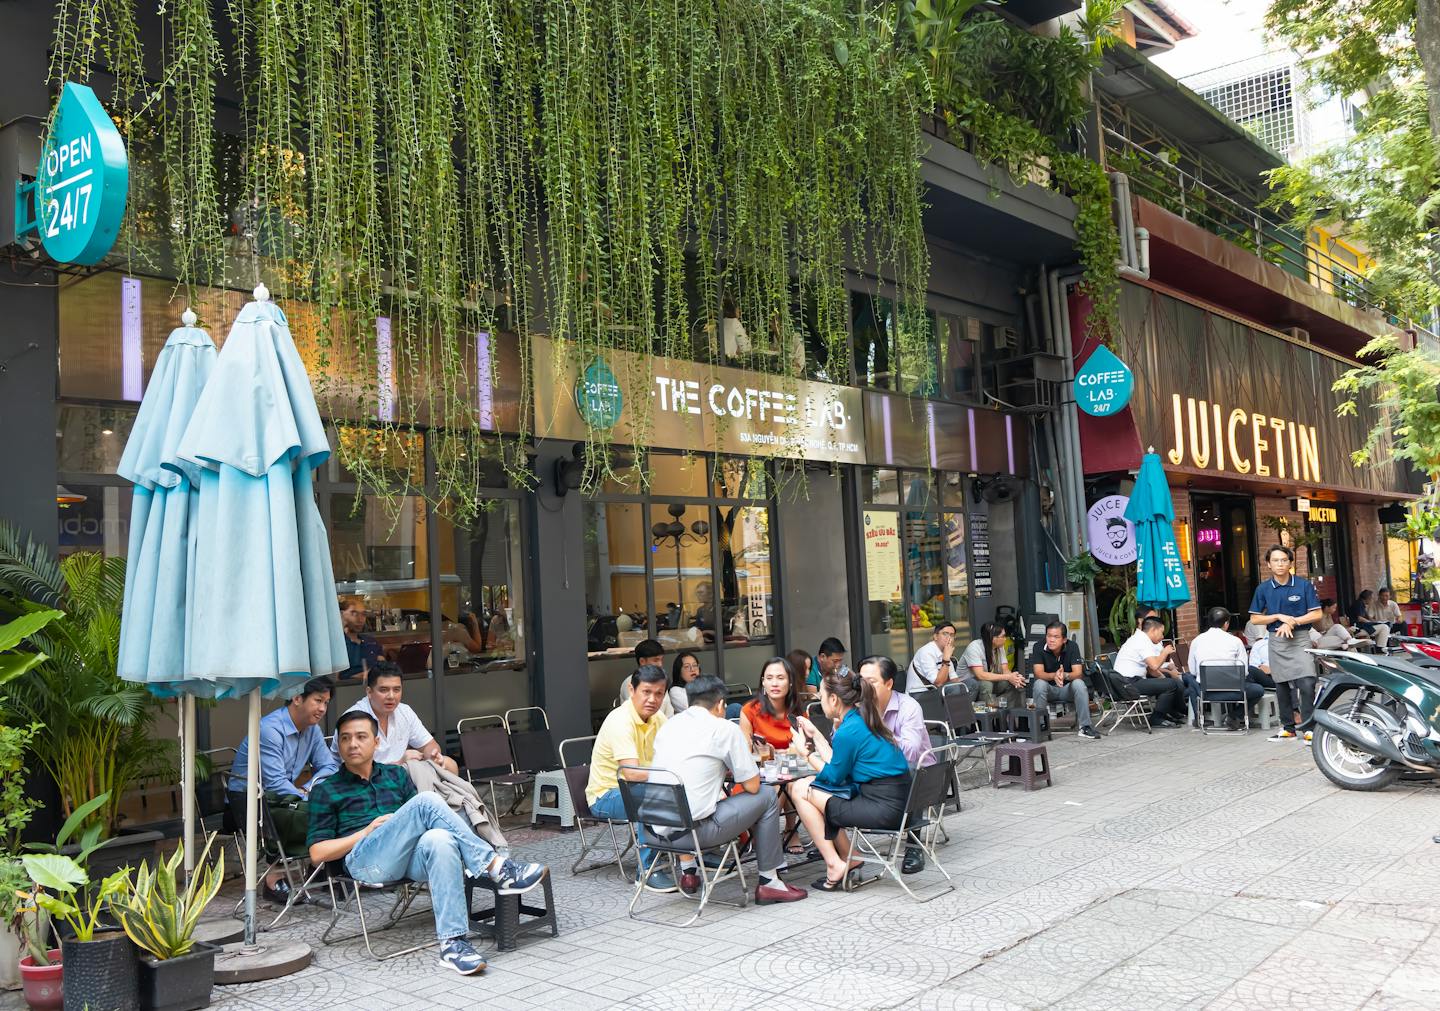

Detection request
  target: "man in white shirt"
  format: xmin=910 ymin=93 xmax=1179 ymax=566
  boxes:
xmin=906 ymin=621 xmax=960 ymax=695
xmin=1113 ymin=616 xmax=1186 ymax=727
xmin=652 ymin=675 xmax=807 ymax=905
xmin=1186 ymin=607 xmax=1263 ymax=729
xmin=339 ymin=670 xmax=458 ymax=774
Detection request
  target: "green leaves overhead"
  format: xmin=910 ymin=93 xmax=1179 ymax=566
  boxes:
xmin=53 ymin=0 xmax=930 ymax=512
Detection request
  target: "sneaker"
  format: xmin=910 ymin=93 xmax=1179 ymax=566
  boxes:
xmin=638 ymin=868 xmax=678 ymax=893
xmin=485 ymin=857 xmax=547 ymax=894
xmin=439 ymin=937 xmax=486 ymax=976
xmin=1269 ymin=730 xmax=1297 ymax=741
xmin=1077 ymin=726 xmax=1101 ymax=741
xmin=678 ymin=867 xmax=701 ymax=895
xmin=1303 ymin=731 xmax=1313 ymax=743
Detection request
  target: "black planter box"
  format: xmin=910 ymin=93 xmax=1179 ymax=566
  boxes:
xmin=137 ymin=941 xmax=218 ymax=1011
xmin=61 ymin=930 xmax=138 ymax=1011
xmin=62 ymin=829 xmax=165 ymax=883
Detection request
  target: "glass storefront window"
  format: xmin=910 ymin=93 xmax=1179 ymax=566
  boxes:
xmin=328 ymin=493 xmax=435 ymax=678
xmin=435 ymin=500 xmax=526 ymax=673
xmin=850 ymin=292 xmax=938 ymax=396
xmin=57 ymin=485 xmax=131 ymax=559
xmin=583 ymin=452 xmax=774 ymax=682
xmin=863 ymin=468 xmax=972 ymax=667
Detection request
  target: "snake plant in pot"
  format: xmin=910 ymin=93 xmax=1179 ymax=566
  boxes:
xmin=112 ymin=835 xmax=225 ymax=1011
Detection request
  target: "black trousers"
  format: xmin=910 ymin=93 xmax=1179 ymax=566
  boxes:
xmin=1275 ymin=676 xmax=1317 ymax=733
xmin=1128 ymin=676 xmax=1185 ymax=723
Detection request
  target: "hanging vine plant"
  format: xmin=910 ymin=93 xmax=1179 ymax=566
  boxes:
xmin=50 ymin=0 xmax=932 ymax=519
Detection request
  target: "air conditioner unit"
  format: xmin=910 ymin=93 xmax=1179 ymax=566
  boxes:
xmin=995 ymin=326 xmax=1020 ymax=352
xmin=1283 ymin=326 xmax=1311 ymax=344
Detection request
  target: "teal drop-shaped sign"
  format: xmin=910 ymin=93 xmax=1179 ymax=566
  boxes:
xmin=1073 ymin=344 xmax=1134 ymax=417
xmin=37 ymin=83 xmax=129 ymax=266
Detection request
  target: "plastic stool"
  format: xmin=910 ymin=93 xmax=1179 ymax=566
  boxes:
xmin=1256 ymin=692 xmax=1279 ymax=730
xmin=974 ymin=707 xmax=1010 ymax=736
xmin=992 ymin=741 xmax=1052 ymax=791
xmin=1006 ymin=707 xmax=1051 ymax=743
xmin=467 ymin=871 xmax=559 ymax=951
xmin=531 ymin=770 xmax=574 ymax=827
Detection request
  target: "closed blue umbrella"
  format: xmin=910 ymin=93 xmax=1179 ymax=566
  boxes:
xmin=116 ymin=310 xmax=217 ymax=880
xmin=1124 ymin=451 xmax=1191 ymax=610
xmin=117 ymin=311 xmax=217 ymax=696
xmin=175 ymin=284 xmax=348 ymax=949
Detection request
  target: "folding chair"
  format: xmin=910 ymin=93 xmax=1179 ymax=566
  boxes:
xmin=458 ymin=714 xmax=532 ymax=816
xmin=1197 ymin=662 xmax=1250 ymax=736
xmin=220 ymin=770 xmax=327 ymax=930
xmin=507 ymin=707 xmax=565 ymax=823
xmin=319 ymin=862 xmax=433 ymax=961
xmin=940 ymin=682 xmax=1013 ymax=785
xmin=618 ymin=767 xmax=747 ymax=927
xmin=1088 ymin=659 xmax=1153 ymax=735
xmin=915 ymin=689 xmax=955 ymax=750
xmin=559 ymin=736 xmax=635 ymax=878
xmin=847 ymin=744 xmax=959 ymax=903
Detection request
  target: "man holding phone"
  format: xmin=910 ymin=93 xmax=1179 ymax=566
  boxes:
xmin=1113 ymin=616 xmax=1186 ymax=728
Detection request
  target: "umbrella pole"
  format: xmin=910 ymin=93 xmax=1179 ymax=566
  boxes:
xmin=182 ymin=694 xmax=196 ymax=879
xmin=244 ymin=688 xmax=260 ymax=946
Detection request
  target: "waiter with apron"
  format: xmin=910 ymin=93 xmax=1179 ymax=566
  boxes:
xmin=1249 ymin=543 xmax=1323 ymax=742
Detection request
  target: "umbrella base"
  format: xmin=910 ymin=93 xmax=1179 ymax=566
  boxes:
xmin=193 ymin=918 xmax=245 ymax=948
xmin=212 ymin=940 xmax=312 ymax=985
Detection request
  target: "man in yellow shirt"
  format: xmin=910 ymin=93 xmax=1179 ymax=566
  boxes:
xmin=586 ymin=665 xmax=672 ymax=890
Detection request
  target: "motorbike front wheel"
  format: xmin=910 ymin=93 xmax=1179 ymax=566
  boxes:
xmin=1311 ymin=700 xmax=1404 ymax=792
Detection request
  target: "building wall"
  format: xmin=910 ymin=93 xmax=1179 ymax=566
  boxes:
xmin=1348 ymin=504 xmax=1388 ymax=595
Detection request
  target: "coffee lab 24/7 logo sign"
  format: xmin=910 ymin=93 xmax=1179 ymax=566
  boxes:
xmin=574 ymin=358 xmax=624 ymax=429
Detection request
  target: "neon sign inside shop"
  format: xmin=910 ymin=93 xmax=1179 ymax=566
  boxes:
xmin=1196 ymin=528 xmax=1222 ymax=547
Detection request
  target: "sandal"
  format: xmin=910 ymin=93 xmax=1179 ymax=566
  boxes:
xmin=811 ymin=874 xmax=847 ymax=892
xmin=785 ymin=841 xmax=807 ymax=855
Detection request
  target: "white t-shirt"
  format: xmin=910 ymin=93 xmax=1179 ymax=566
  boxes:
xmin=907 ymin=640 xmax=950 ymax=694
xmin=960 ymin=638 xmax=992 ymax=674
xmin=340 ymin=698 xmax=433 ymax=765
xmin=1114 ymin=630 xmax=1163 ymax=680
xmin=1186 ymin=627 xmax=1248 ymax=677
xmin=1248 ymin=637 xmax=1269 ymax=670
xmin=1376 ymin=600 xmax=1402 ymax=624
xmin=652 ymin=706 xmax=757 ymax=824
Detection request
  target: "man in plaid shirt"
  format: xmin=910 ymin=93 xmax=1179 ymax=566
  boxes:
xmin=307 ymin=709 xmax=548 ymax=975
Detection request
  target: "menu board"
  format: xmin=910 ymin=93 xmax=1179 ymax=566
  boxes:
xmin=970 ymin=513 xmax=992 ymax=597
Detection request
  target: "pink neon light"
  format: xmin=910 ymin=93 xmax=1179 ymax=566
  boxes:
xmin=122 ymin=277 xmax=143 ymax=400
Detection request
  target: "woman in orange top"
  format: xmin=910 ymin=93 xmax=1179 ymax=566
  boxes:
xmin=740 ymin=656 xmax=802 ymax=751
xmin=739 ymin=656 xmax=805 ymax=852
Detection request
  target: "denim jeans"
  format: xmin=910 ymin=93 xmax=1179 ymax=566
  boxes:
xmin=344 ymin=792 xmax=496 ymax=942
xmin=1031 ymin=678 xmax=1093 ymax=729
xmin=588 ymin=786 xmax=652 ymax=870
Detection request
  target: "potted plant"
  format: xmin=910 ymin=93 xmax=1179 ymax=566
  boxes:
xmin=17 ymin=793 xmax=137 ymax=1011
xmin=113 ymin=835 xmax=225 ymax=1011
xmin=0 ymin=527 xmax=172 ymax=871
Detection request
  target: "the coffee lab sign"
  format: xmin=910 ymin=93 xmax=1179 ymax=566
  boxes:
xmin=532 ymin=337 xmax=865 ymax=464
xmin=1163 ymin=393 xmax=1321 ymax=484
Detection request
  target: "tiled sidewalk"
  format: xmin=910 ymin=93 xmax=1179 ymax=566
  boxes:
xmin=9 ymin=727 xmax=1440 ymax=1010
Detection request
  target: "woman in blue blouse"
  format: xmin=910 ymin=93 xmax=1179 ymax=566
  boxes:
xmin=787 ymin=667 xmax=911 ymax=891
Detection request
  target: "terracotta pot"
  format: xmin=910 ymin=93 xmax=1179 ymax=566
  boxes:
xmin=18 ymin=949 xmax=62 ymax=1011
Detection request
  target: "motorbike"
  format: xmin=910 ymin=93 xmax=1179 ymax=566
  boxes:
xmin=1387 ymin=633 xmax=1440 ymax=667
xmin=1304 ymin=649 xmax=1440 ymax=791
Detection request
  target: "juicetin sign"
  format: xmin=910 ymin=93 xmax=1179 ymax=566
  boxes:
xmin=15 ymin=83 xmax=129 ymax=265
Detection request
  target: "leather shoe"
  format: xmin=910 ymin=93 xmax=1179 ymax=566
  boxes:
xmin=901 ymin=846 xmax=925 ymax=875
xmin=262 ymin=879 xmax=301 ymax=906
xmin=755 ymin=880 xmax=808 ymax=904
xmin=679 ymin=868 xmax=701 ymax=895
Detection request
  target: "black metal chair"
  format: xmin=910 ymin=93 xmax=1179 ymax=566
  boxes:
xmin=457 ymin=714 xmax=533 ymax=815
xmin=1088 ymin=658 xmax=1153 ymax=735
xmin=805 ymin=700 xmax=834 ymax=742
xmin=1197 ymin=662 xmax=1250 ymax=735
xmin=507 ymin=707 xmax=565 ymax=823
xmin=847 ymin=744 xmax=960 ymax=903
xmin=558 ymin=735 xmax=635 ymax=878
xmin=617 ymin=767 xmax=747 ymax=927
xmin=220 ymin=769 xmax=326 ymax=930
xmin=940 ymin=682 xmax=1014 ymax=784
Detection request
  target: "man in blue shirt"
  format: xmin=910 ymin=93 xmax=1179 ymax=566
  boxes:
xmin=1248 ymin=544 xmax=1323 ymax=742
xmin=228 ymin=676 xmax=340 ymax=903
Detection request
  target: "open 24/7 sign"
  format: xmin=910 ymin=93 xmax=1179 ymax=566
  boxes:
xmin=16 ymin=83 xmax=128 ymax=265
xmin=1073 ymin=344 xmax=1134 ymax=417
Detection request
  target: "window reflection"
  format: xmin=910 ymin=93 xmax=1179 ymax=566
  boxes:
xmin=437 ymin=500 xmax=525 ymax=672
xmin=56 ymin=485 xmax=131 ymax=559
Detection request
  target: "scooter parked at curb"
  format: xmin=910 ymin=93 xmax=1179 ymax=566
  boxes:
xmin=1303 ymin=649 xmax=1440 ymax=792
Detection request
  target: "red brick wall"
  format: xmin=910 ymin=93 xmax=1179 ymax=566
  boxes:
xmin=1170 ymin=486 xmax=1200 ymax=642
xmin=1254 ymin=495 xmax=1309 ymax=578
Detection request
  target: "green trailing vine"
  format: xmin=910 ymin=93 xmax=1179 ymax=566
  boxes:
xmin=51 ymin=0 xmax=931 ymax=519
